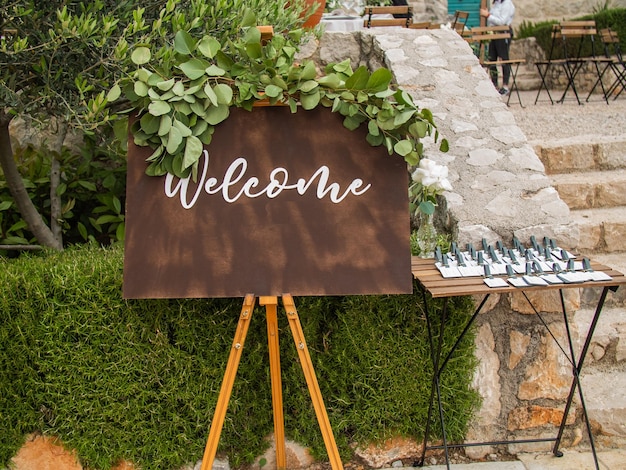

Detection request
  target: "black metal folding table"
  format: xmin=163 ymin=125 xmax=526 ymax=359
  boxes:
xmin=411 ymin=256 xmax=626 ymax=470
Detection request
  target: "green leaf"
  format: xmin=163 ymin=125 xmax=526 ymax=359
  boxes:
xmin=96 ymin=214 xmax=122 ymax=225
xmin=156 ymin=78 xmax=175 ymax=91
xmin=367 ymin=120 xmax=380 ymax=136
xmin=317 ymin=74 xmax=341 ymax=89
xmin=241 ymin=9 xmax=257 ymax=27
xmin=136 ymin=68 xmax=151 ymax=83
xmin=345 ymin=66 xmax=369 ymax=90
xmin=405 ymin=151 xmax=419 ymax=166
xmin=213 ymin=84 xmax=233 ymax=105
xmin=145 ymin=145 xmax=164 ymax=162
xmin=265 ymin=84 xmax=283 ymax=98
xmin=77 ymin=222 xmax=88 ymax=240
xmin=216 ymin=50 xmax=234 ymax=71
xmin=173 ymin=120 xmax=192 ymax=137
xmin=366 ymin=68 xmax=392 ymax=92
xmin=366 ymin=132 xmax=384 ymax=146
xmin=192 ymin=120 xmax=209 ymax=137
xmin=300 ymin=91 xmax=320 ymax=110
xmin=419 ymin=200 xmax=436 ymax=215
xmin=140 ymin=113 xmax=160 ymax=134
xmin=102 ymin=175 xmax=116 ymax=190
xmin=107 ymin=84 xmax=121 ymax=102
xmin=245 ymin=42 xmax=262 ymax=60
xmin=158 ymin=115 xmax=172 ymax=136
xmin=301 ymin=61 xmax=317 ymax=80
xmin=204 ymin=84 xmax=219 ymax=106
xmin=166 ymin=125 xmax=183 ymax=154
xmin=0 ymin=201 xmax=12 ymax=211
xmin=205 ymin=104 xmax=230 ymax=125
xmin=131 ymin=47 xmax=151 ymax=65
xmin=174 ymin=30 xmax=195 ymax=55
xmin=116 ymin=222 xmax=125 ymax=241
xmin=394 ymin=139 xmax=413 ymax=156
xmin=439 ymin=138 xmax=449 ymax=152
xmin=205 ymin=64 xmax=226 ymax=76
xmin=409 ymin=121 xmax=429 ymax=138
xmin=183 ymin=135 xmax=203 ymax=170
xmin=146 ymin=161 xmax=166 ymax=177
xmin=299 ymin=80 xmax=318 ymax=93
xmin=112 ymin=196 xmax=122 ymax=215
xmin=148 ymin=101 xmax=171 ymax=116
xmin=331 ymin=97 xmax=342 ymax=113
xmin=394 ymin=110 xmax=415 ymax=126
xmin=133 ymin=81 xmax=149 ymax=97
xmin=197 ymin=36 xmax=221 ymax=58
xmin=343 ymin=115 xmax=362 ymax=131
xmin=172 ymin=81 xmax=185 ymax=96
xmin=180 ymin=58 xmax=210 ymax=80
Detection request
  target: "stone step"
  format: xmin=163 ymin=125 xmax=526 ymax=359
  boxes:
xmin=514 ymin=66 xmax=542 ymax=91
xmin=580 ymin=253 xmax=626 ymax=308
xmin=533 ymin=135 xmax=626 ymax=174
xmin=551 ymin=169 xmax=626 ymax=210
xmin=570 ymin=207 xmax=626 ymax=254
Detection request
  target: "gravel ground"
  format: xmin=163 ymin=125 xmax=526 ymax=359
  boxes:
xmin=507 ymin=90 xmax=626 ymax=143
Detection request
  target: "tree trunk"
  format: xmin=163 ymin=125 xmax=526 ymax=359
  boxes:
xmin=49 ymin=119 xmax=67 ymax=248
xmin=0 ymin=114 xmax=62 ymax=250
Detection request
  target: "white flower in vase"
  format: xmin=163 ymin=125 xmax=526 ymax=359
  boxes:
xmin=410 ymin=158 xmax=452 ymax=258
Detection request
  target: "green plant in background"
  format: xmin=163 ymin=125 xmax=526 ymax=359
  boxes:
xmin=0 ymin=0 xmax=316 ymax=250
xmin=110 ymin=14 xmax=448 ymax=182
xmin=0 ymin=244 xmax=478 ymax=469
xmin=0 ymin=139 xmax=126 ymax=251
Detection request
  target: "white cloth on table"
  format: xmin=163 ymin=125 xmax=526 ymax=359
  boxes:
xmin=320 ymin=15 xmax=363 ymax=32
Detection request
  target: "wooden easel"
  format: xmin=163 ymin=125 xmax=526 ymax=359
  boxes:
xmin=200 ymin=294 xmax=343 ymax=470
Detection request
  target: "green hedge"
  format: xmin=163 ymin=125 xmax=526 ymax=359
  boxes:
xmin=0 ymin=244 xmax=477 ymax=469
xmin=516 ymin=8 xmax=626 ymax=59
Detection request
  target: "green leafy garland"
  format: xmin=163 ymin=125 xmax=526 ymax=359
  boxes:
xmin=109 ymin=22 xmax=448 ymax=183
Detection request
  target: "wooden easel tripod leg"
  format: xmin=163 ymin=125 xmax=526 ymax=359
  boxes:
xmin=201 ymin=294 xmax=343 ymax=470
xmin=282 ymin=294 xmax=344 ymax=470
xmin=200 ymin=294 xmax=256 ymax=470
xmin=260 ymin=296 xmax=287 ymax=469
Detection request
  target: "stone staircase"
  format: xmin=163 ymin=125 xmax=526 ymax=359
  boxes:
xmin=532 ymin=129 xmax=626 ymax=442
xmin=534 ymin=135 xmax=626 ymax=273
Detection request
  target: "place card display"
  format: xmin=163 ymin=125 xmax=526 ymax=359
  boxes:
xmin=432 ymin=237 xmax=613 ymax=289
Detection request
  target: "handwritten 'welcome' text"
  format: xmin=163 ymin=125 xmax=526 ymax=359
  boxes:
xmin=164 ymin=150 xmax=372 ymax=209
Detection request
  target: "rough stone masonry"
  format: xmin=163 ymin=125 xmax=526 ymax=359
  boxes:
xmin=296 ymin=26 xmax=626 ymax=464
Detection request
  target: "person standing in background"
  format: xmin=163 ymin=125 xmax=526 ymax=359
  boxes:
xmin=480 ymin=0 xmax=516 ymax=95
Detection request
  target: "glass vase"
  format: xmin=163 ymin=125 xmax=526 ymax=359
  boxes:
xmin=416 ymin=212 xmax=437 ymax=258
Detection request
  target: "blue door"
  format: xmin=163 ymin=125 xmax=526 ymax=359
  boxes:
xmin=448 ymin=0 xmax=481 ymax=28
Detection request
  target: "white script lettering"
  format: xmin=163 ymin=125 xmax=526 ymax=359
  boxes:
xmin=164 ymin=150 xmax=371 ymax=209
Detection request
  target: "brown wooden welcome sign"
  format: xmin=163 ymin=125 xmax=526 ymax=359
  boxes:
xmin=123 ymin=106 xmax=411 ymax=298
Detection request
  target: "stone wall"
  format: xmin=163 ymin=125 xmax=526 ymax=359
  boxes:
xmin=410 ymin=0 xmax=626 ymax=28
xmin=300 ymin=28 xmax=625 ymax=465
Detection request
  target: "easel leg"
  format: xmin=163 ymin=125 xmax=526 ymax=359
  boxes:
xmin=282 ymin=294 xmax=344 ymax=470
xmin=201 ymin=294 xmax=256 ymax=470
xmin=260 ymin=296 xmax=287 ymax=470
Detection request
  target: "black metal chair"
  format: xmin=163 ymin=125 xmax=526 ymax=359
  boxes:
xmin=588 ymin=28 xmax=626 ymax=101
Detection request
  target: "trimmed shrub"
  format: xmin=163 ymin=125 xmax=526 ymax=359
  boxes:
xmin=0 ymin=244 xmax=477 ymax=469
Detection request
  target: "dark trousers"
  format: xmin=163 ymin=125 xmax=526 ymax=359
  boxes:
xmin=488 ymin=38 xmax=511 ymax=87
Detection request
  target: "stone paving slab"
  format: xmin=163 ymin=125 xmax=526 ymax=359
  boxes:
xmin=378 ymin=449 xmax=626 ymax=469
xmin=517 ymin=448 xmax=626 ymax=469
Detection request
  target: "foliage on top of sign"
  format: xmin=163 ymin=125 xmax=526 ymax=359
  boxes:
xmin=108 ymin=13 xmax=448 ymax=180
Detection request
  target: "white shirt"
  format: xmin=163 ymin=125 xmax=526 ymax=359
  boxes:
xmin=487 ymin=0 xmax=515 ymax=27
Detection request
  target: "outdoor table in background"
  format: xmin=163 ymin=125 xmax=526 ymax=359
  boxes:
xmin=320 ymin=14 xmax=364 ymax=32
